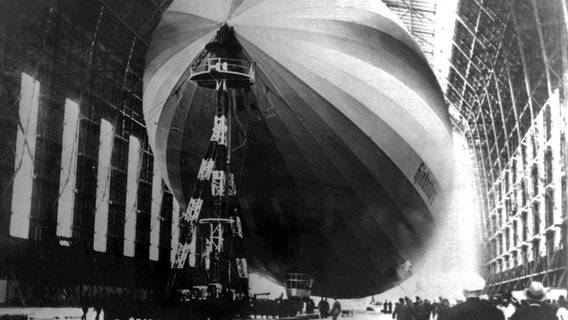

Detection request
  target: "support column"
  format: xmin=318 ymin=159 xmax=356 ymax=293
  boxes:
xmin=561 ymin=2 xmax=568 ymax=289
xmin=510 ymin=2 xmax=535 ymax=123
xmin=530 ymin=0 xmax=553 ymax=96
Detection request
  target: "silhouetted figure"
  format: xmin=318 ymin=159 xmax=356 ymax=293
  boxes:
xmin=436 ymin=299 xmax=451 ymax=320
xmin=392 ymin=298 xmax=412 ymax=320
xmin=306 ymin=298 xmax=315 ymax=314
xmin=318 ymin=297 xmax=330 ymax=318
xmin=448 ymin=274 xmax=504 ymax=320
xmin=510 ymin=281 xmax=556 ymax=320
xmin=80 ymin=294 xmax=90 ymax=320
xmin=404 ymin=297 xmax=415 ymax=317
xmin=330 ymin=297 xmax=341 ymax=320
xmin=94 ymin=295 xmax=104 ymax=320
xmin=414 ymin=296 xmax=429 ymax=320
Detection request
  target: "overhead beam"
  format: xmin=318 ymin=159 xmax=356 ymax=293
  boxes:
xmin=97 ymin=0 xmax=150 ymax=47
xmin=510 ymin=1 xmax=536 ymax=124
xmin=530 ymin=0 xmax=553 ymax=96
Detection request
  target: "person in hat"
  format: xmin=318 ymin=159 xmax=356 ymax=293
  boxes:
xmin=510 ymin=281 xmax=556 ymax=320
xmin=436 ymin=299 xmax=451 ymax=320
xmin=392 ymin=298 xmax=412 ymax=320
xmin=447 ymin=274 xmax=504 ymax=320
xmin=318 ymin=297 xmax=330 ymax=319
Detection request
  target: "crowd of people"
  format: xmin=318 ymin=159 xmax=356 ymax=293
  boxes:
xmin=317 ymin=297 xmax=342 ymax=320
xmin=242 ymin=295 xmax=315 ymax=319
xmin=385 ymin=296 xmax=437 ymax=320
xmin=242 ymin=295 xmax=342 ymax=320
xmin=75 ymin=276 xmax=567 ymax=320
xmin=388 ymin=277 xmax=567 ymax=320
xmin=78 ymin=291 xmax=335 ymax=320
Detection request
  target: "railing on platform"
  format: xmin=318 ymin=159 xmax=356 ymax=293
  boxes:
xmin=190 ymin=58 xmax=254 ymax=79
xmin=284 ymin=273 xmax=313 ymax=299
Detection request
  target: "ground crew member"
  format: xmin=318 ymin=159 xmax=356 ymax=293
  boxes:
xmin=510 ymin=281 xmax=556 ymax=320
xmin=330 ymin=297 xmax=341 ymax=320
xmin=447 ymin=274 xmax=504 ymax=320
xmin=392 ymin=298 xmax=411 ymax=320
xmin=318 ymin=297 xmax=329 ymax=318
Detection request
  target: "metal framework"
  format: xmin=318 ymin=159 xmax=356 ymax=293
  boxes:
xmin=0 ymin=0 xmax=175 ymax=305
xmin=1 ymin=0 xmax=567 ymax=305
xmin=445 ymin=0 xmax=568 ymax=292
xmin=384 ymin=0 xmax=437 ymax=62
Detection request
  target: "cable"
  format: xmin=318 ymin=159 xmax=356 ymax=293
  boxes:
xmin=231 ymin=98 xmax=247 ymax=153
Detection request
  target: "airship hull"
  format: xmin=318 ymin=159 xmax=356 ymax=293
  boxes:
xmin=143 ymin=0 xmax=454 ymax=298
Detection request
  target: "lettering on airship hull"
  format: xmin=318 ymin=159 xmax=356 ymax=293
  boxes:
xmin=413 ymin=162 xmax=438 ymax=205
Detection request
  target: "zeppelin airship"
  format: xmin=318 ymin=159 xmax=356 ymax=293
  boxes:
xmin=143 ymin=0 xmax=454 ymax=298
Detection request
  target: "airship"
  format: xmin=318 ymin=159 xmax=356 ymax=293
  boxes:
xmin=143 ymin=0 xmax=454 ymax=298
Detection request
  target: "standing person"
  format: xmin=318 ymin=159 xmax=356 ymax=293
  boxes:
xmin=306 ymin=298 xmax=315 ymax=314
xmin=431 ymin=298 xmax=440 ymax=319
xmin=392 ymin=298 xmax=411 ymax=320
xmin=447 ymin=274 xmax=504 ymax=320
xmin=437 ymin=299 xmax=451 ymax=320
xmin=404 ymin=297 xmax=415 ymax=318
xmin=330 ymin=297 xmax=341 ymax=320
xmin=557 ymin=296 xmax=568 ymax=320
xmin=510 ymin=281 xmax=556 ymax=320
xmin=80 ymin=293 xmax=90 ymax=320
xmin=318 ymin=297 xmax=330 ymax=318
xmin=413 ymin=297 xmax=429 ymax=320
xmin=94 ymin=294 xmax=103 ymax=320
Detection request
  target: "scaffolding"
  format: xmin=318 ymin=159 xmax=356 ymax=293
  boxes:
xmin=1 ymin=0 xmax=567 ymax=304
xmin=166 ymin=25 xmax=252 ymax=298
xmin=446 ymin=0 xmax=568 ymax=292
xmin=383 ymin=0 xmax=437 ymax=63
xmin=0 ymin=0 xmax=176 ymax=305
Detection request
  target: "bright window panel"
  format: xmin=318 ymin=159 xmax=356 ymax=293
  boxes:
xmin=10 ymin=73 xmax=40 ymax=239
xmin=149 ymin=157 xmax=163 ymax=261
xmin=123 ymin=136 xmax=140 ymax=258
xmin=189 ymin=226 xmax=197 ymax=267
xmin=170 ymin=198 xmax=180 ymax=264
xmin=56 ymin=99 xmax=80 ymax=240
xmin=93 ymin=119 xmax=114 ymax=252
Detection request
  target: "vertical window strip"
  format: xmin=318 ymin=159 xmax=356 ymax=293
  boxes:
xmin=170 ymin=198 xmax=180 ymax=264
xmin=10 ymin=73 xmax=40 ymax=239
xmin=93 ymin=119 xmax=114 ymax=252
xmin=123 ymin=136 xmax=141 ymax=258
xmin=149 ymin=157 xmax=163 ymax=261
xmin=56 ymin=99 xmax=80 ymax=242
xmin=189 ymin=227 xmax=197 ymax=267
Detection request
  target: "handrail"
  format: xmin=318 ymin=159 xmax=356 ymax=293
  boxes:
xmin=205 ymin=57 xmax=251 ymax=64
xmin=191 ymin=57 xmax=253 ymax=76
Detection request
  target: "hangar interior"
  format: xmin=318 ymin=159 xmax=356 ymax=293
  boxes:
xmin=0 ymin=0 xmax=567 ymax=305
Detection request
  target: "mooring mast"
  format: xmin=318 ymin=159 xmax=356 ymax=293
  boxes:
xmin=168 ymin=24 xmax=254 ymax=298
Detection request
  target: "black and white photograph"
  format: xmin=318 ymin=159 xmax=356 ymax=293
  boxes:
xmin=0 ymin=1 xmax=567 ymax=320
